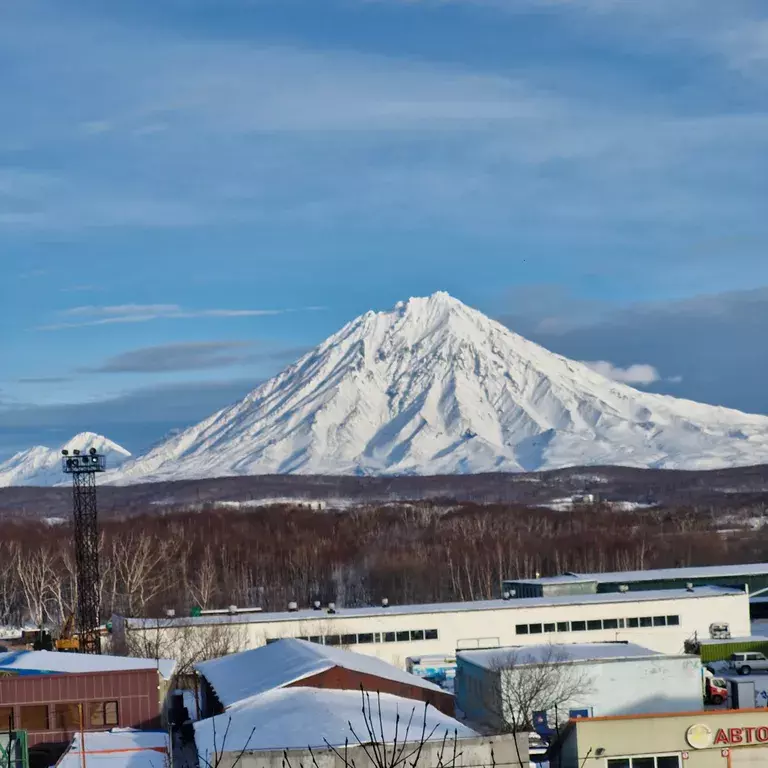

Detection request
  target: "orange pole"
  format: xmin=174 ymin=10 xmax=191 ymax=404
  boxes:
xmin=78 ymin=704 xmax=86 ymax=768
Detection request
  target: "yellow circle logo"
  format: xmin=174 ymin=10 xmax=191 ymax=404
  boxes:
xmin=686 ymin=724 xmax=713 ymax=750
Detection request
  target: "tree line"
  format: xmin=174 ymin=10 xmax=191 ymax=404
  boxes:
xmin=1 ymin=499 xmax=766 ymax=629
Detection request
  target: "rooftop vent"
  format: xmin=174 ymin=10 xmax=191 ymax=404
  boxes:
xmin=686 ymin=582 xmax=694 ymax=592
xmin=381 ymin=598 xmax=389 ymax=608
xmin=327 ymin=602 xmax=336 ymax=614
xmin=618 ymin=585 xmax=629 ymax=593
xmin=228 ymin=605 xmax=238 ymax=614
xmin=166 ymin=608 xmax=176 ymax=618
xmin=313 ymin=600 xmax=322 ymax=611
xmin=288 ymin=601 xmax=298 ymax=612
xmin=502 ymin=591 xmax=511 ymax=601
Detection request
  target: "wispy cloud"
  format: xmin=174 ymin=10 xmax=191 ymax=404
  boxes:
xmin=37 ymin=304 xmax=323 ymax=331
xmin=17 ymin=377 xmax=72 ymax=384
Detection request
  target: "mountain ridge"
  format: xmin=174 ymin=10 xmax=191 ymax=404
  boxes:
xmin=109 ymin=292 xmax=768 ymax=483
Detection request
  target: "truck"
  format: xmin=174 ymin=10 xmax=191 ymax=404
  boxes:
xmin=704 ymin=673 xmax=728 ymax=705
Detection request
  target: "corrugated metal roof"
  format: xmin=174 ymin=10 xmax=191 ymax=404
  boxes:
xmin=124 ymin=586 xmax=742 ymax=629
xmin=457 ymin=642 xmax=670 ymax=670
xmin=196 ymin=638 xmax=442 ymax=709
xmin=0 ymin=650 xmax=176 ymax=680
xmin=510 ymin=562 xmax=768 ymax=587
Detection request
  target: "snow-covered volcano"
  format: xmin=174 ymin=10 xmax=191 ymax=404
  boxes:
xmin=110 ymin=292 xmax=768 ymax=483
xmin=0 ymin=432 xmax=131 ymax=487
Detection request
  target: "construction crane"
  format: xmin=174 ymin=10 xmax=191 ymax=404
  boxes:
xmin=62 ymin=447 xmax=105 ymax=654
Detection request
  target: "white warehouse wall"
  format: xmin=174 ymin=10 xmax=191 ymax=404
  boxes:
xmin=117 ymin=589 xmax=750 ymax=670
xmin=456 ymin=654 xmax=703 ymax=731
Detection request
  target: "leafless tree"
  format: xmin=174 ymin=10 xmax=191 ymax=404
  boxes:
xmin=485 ymin=644 xmax=594 ymax=733
xmin=14 ymin=543 xmax=58 ymax=626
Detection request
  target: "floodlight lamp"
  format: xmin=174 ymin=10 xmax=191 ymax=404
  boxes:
xmin=89 ymin=447 xmax=97 ymax=455
xmin=62 ymin=449 xmax=69 ymax=456
xmin=73 ymin=449 xmax=81 ymax=456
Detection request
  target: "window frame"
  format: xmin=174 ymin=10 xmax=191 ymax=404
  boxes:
xmin=605 ymin=753 xmax=681 ymax=768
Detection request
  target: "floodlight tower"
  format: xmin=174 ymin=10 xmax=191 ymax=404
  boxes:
xmin=62 ymin=447 xmax=106 ymax=654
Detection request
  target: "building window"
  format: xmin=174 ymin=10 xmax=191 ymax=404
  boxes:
xmin=529 ymin=624 xmax=542 ymax=634
xmin=0 ymin=707 xmax=13 ymax=729
xmin=543 ymin=623 xmax=555 ymax=633
xmin=639 ymin=617 xmax=653 ymax=628
xmin=667 ymin=615 xmax=680 ymax=626
xmin=587 ymin=620 xmax=602 ymax=631
xmin=618 ymin=618 xmax=625 ymax=628
xmin=603 ymin=618 xmax=618 ymax=630
xmin=571 ymin=621 xmax=586 ymax=631
xmin=425 ymin=629 xmax=438 ymax=640
xmin=53 ymin=703 xmax=81 ymax=730
xmin=516 ymin=624 xmax=529 ymax=635
xmin=357 ymin=633 xmax=374 ymax=644
xmin=410 ymin=630 xmax=425 ymax=641
xmin=373 ymin=633 xmax=382 ymax=643
xmin=556 ymin=622 xmax=569 ymax=632
xmin=341 ymin=634 xmax=357 ymax=645
xmin=325 ymin=635 xmax=341 ymax=646
xmin=20 ymin=705 xmax=48 ymax=731
xmin=627 ymin=617 xmax=639 ymax=628
xmin=396 ymin=631 xmax=410 ymax=642
xmin=607 ymin=756 xmax=679 ymax=768
xmin=383 ymin=632 xmax=396 ymax=643
xmin=308 ymin=636 xmax=323 ymax=644
xmin=653 ymin=616 xmax=666 ymax=627
xmin=89 ymin=701 xmax=118 ymax=728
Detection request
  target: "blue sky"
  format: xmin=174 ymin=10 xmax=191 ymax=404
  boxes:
xmin=2 ymin=0 xmax=768 ymax=458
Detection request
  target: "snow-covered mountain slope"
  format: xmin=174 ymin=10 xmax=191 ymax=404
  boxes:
xmin=112 ymin=292 xmax=768 ymax=482
xmin=0 ymin=432 xmax=131 ymax=487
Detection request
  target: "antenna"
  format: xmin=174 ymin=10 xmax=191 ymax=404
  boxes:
xmin=62 ymin=447 xmax=106 ymax=654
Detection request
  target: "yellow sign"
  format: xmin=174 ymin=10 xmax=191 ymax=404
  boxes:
xmin=686 ymin=724 xmax=713 ymax=750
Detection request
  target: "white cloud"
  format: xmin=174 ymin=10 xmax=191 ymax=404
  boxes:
xmin=584 ymin=360 xmax=661 ymax=386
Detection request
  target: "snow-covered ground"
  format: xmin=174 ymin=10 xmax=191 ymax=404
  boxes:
xmin=106 ymin=292 xmax=768 ymax=483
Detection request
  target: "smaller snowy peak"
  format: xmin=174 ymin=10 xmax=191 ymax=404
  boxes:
xmin=0 ymin=433 xmax=132 ymax=487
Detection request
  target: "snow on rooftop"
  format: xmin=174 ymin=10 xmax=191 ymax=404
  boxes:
xmin=125 ymin=586 xmax=743 ymax=629
xmin=196 ymin=638 xmax=442 ymax=709
xmin=457 ymin=642 xmax=664 ymax=670
xmin=194 ymin=687 xmax=477 ymax=755
xmin=57 ymin=730 xmax=169 ymax=768
xmin=0 ymin=650 xmax=176 ymax=681
xmin=513 ymin=563 xmax=768 ymax=586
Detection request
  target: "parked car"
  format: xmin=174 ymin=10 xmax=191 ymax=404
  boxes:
xmin=729 ymin=652 xmax=768 ymax=675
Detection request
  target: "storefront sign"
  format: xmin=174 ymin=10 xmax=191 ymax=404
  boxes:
xmin=687 ymin=723 xmax=768 ymax=749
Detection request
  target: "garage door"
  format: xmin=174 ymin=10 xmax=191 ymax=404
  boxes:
xmin=732 ymin=747 xmax=768 ymax=766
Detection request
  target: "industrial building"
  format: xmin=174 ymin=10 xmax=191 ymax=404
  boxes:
xmin=550 ymin=707 xmax=768 ymax=767
xmin=0 ymin=649 xmax=175 ymax=768
xmin=455 ymin=643 xmax=703 ymax=732
xmin=503 ymin=562 xmax=768 ymax=601
xmin=191 ymin=639 xmax=528 ymax=768
xmin=194 ymin=637 xmax=454 ymax=717
xmin=113 ymin=586 xmax=750 ymax=667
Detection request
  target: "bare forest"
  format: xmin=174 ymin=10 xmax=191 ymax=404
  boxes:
xmin=1 ymin=500 xmax=767 ymax=630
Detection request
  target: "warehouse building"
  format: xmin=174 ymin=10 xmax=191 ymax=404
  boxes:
xmin=114 ymin=586 xmax=750 ymax=668
xmin=0 ymin=649 xmax=175 ymax=762
xmin=455 ymin=643 xmax=703 ymax=732
xmin=550 ymin=708 xmax=768 ymax=767
xmin=503 ymin=562 xmax=768 ymax=601
xmin=194 ymin=638 xmax=454 ymax=717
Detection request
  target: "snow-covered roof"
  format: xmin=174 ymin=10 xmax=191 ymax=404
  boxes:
xmin=458 ymin=642 xmax=667 ymax=670
xmin=0 ymin=650 xmax=176 ymax=681
xmin=57 ymin=730 xmax=169 ymax=768
xmin=511 ymin=562 xmax=768 ymax=586
xmin=194 ymin=687 xmax=477 ymax=755
xmin=196 ymin=638 xmax=442 ymax=709
xmin=125 ymin=586 xmax=742 ymax=629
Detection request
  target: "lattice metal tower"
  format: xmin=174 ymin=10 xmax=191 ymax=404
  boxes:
xmin=62 ymin=448 xmax=105 ymax=654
